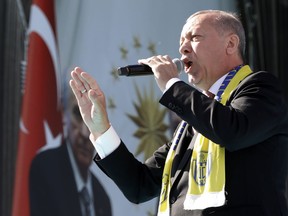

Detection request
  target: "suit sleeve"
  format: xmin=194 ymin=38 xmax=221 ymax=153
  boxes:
xmin=159 ymin=71 xmax=288 ymax=151
xmin=94 ymin=140 xmax=171 ymax=204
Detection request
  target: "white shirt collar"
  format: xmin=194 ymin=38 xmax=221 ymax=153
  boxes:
xmin=204 ymin=73 xmax=228 ymax=97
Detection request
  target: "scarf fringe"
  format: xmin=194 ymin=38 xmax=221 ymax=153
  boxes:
xmin=184 ymin=189 xmax=226 ymax=210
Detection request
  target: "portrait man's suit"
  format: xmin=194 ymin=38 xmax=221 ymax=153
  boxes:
xmin=95 ymin=70 xmax=288 ymax=216
xmin=30 ymin=142 xmax=112 ymax=216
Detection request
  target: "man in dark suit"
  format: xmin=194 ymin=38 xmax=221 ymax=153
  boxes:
xmin=29 ymin=92 xmax=112 ymax=216
xmin=69 ymin=10 xmax=288 ymax=216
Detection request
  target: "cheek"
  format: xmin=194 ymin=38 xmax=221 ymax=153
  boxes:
xmin=192 ymin=44 xmax=212 ymax=66
xmin=73 ymin=143 xmax=94 ymax=165
xmin=68 ymin=127 xmax=79 ymax=141
xmin=194 ymin=39 xmax=223 ymax=57
xmin=194 ymin=43 xmax=211 ymax=58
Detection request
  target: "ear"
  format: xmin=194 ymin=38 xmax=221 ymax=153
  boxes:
xmin=226 ymin=34 xmax=239 ymax=55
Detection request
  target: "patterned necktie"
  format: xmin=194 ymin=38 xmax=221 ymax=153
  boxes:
xmin=80 ymin=186 xmax=91 ymax=216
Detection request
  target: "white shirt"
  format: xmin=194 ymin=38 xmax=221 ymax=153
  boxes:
xmin=90 ymin=74 xmax=227 ymax=159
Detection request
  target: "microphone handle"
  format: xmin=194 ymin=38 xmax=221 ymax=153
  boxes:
xmin=118 ymin=64 xmax=153 ymax=76
xmin=117 ymin=58 xmax=183 ymax=76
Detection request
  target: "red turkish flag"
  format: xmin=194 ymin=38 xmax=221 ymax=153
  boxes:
xmin=12 ymin=1 xmax=63 ymax=216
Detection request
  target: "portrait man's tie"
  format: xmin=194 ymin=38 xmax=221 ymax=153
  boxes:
xmin=80 ymin=186 xmax=91 ymax=216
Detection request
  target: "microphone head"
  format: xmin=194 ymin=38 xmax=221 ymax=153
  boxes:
xmin=172 ymin=58 xmax=184 ymax=74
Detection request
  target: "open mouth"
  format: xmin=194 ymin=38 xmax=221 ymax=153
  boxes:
xmin=184 ymin=61 xmax=193 ymax=71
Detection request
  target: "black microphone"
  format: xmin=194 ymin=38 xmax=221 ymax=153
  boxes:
xmin=117 ymin=58 xmax=184 ymax=76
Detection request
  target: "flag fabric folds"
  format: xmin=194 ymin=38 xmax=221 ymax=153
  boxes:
xmin=12 ymin=1 xmax=63 ymax=215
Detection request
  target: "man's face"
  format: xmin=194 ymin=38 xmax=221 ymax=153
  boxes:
xmin=179 ymin=14 xmax=229 ymax=90
xmin=67 ymin=100 xmax=95 ymax=170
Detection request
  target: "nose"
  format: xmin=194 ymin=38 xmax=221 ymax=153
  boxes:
xmin=179 ymin=39 xmax=191 ymax=55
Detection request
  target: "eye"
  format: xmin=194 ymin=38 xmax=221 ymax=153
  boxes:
xmin=191 ymin=35 xmax=201 ymax=42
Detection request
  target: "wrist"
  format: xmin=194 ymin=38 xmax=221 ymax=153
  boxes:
xmin=90 ymin=122 xmax=110 ymax=141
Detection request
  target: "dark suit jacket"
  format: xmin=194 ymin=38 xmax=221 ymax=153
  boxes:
xmin=29 ymin=142 xmax=112 ymax=216
xmin=96 ymin=71 xmax=288 ymax=216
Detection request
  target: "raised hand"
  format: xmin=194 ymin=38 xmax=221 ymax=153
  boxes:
xmin=69 ymin=67 xmax=110 ymax=141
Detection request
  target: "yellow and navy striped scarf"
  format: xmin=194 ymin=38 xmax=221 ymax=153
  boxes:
xmin=158 ymin=65 xmax=252 ymax=215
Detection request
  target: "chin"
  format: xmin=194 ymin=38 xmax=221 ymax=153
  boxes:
xmin=188 ymin=76 xmax=198 ymax=86
xmin=189 ymin=80 xmax=203 ymax=91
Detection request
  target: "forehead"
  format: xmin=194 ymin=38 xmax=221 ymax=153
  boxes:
xmin=181 ymin=14 xmax=211 ymax=35
xmin=180 ymin=14 xmax=224 ymax=43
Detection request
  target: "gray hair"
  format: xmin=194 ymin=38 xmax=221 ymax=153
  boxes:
xmin=187 ymin=10 xmax=246 ymax=60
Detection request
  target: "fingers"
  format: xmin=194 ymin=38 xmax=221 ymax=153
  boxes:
xmin=69 ymin=79 xmax=82 ymax=101
xmin=70 ymin=67 xmax=103 ymax=96
xmin=138 ymin=55 xmax=172 ymax=66
xmin=70 ymin=67 xmax=94 ymax=108
xmin=70 ymin=67 xmax=87 ymax=92
xmin=69 ymin=66 xmax=110 ymax=139
xmin=80 ymin=72 xmax=103 ymax=97
xmin=70 ymin=67 xmax=105 ymax=109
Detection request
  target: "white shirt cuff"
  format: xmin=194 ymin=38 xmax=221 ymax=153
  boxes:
xmin=164 ymin=78 xmax=181 ymax=93
xmin=89 ymin=126 xmax=121 ymax=159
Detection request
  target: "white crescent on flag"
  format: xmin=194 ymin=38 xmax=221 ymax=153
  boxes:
xmin=28 ymin=5 xmax=61 ymax=106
